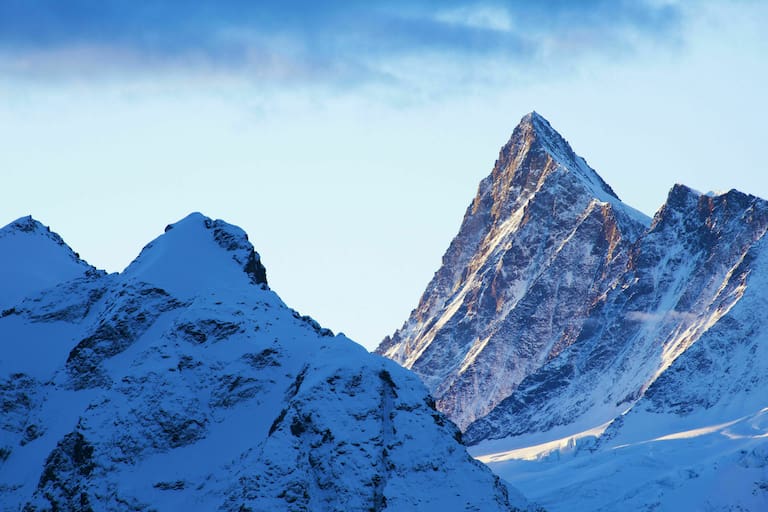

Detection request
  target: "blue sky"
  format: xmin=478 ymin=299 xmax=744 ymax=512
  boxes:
xmin=1 ymin=1 xmax=766 ymax=349
xmin=0 ymin=1 xmax=680 ymax=80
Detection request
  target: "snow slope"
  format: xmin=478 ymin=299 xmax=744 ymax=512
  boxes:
xmin=0 ymin=216 xmax=100 ymax=309
xmin=472 ymin=225 xmax=768 ymax=511
xmin=0 ymin=214 xmax=525 ymax=511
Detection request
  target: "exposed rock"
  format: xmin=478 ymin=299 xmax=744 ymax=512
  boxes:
xmin=378 ymin=112 xmax=649 ymax=429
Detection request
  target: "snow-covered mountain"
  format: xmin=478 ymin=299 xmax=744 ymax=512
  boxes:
xmin=465 ymin=185 xmax=768 ymax=444
xmin=379 ymin=113 xmax=768 ymax=510
xmin=378 ymin=111 xmax=649 ymax=429
xmin=0 ymin=213 xmax=525 ymax=511
xmin=0 ymin=216 xmax=102 ymax=309
xmin=467 ymin=186 xmax=768 ymax=511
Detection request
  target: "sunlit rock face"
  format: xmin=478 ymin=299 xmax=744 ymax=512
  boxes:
xmin=0 ymin=214 xmax=526 ymax=512
xmin=463 ymin=185 xmax=768 ymax=444
xmin=381 ymin=113 xmax=768 ymax=511
xmin=471 ymin=189 xmax=768 ymax=512
xmin=378 ymin=112 xmax=649 ymax=430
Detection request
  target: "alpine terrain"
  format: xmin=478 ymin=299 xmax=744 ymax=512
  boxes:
xmin=379 ymin=112 xmax=768 ymax=511
xmin=0 ymin=213 xmax=527 ymax=511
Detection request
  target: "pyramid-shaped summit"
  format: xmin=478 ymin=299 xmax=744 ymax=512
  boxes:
xmin=480 ymin=112 xmax=643 ymax=225
xmin=501 ymin=111 xmax=608 ymax=185
xmin=377 ymin=112 xmax=650 ymax=429
xmin=379 ymin=114 xmax=768 ymax=510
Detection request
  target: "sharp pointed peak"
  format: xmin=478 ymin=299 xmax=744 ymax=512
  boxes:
xmin=503 ymin=110 xmax=574 ymax=159
xmin=519 ymin=110 xmax=548 ymax=125
xmin=496 ymin=112 xmax=621 ymax=200
xmin=513 ymin=111 xmax=555 ymax=139
xmin=482 ymin=112 xmax=651 ymax=229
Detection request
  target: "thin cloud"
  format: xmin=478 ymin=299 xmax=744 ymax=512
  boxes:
xmin=0 ymin=1 xmax=684 ymax=86
xmin=626 ymin=310 xmax=699 ymax=323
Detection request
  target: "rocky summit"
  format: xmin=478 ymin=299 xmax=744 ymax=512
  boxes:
xmin=0 ymin=213 xmax=526 ymax=512
xmin=380 ymin=112 xmax=768 ymax=511
xmin=378 ymin=111 xmax=649 ymax=430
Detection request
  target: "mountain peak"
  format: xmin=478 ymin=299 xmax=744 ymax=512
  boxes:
xmin=508 ymin=111 xmax=573 ymax=155
xmin=0 ymin=216 xmax=98 ymax=308
xmin=512 ymin=111 xmax=568 ymax=158
xmin=518 ymin=111 xmax=558 ymax=138
xmin=378 ymin=113 xmax=650 ymax=429
xmin=123 ymin=212 xmax=268 ymax=297
xmin=482 ymin=112 xmax=648 ymax=232
xmin=519 ymin=110 xmax=546 ymax=125
xmin=659 ymin=184 xmax=760 ymax=217
xmin=1 ymin=215 xmax=71 ymax=242
xmin=2 ymin=215 xmax=46 ymax=234
xmin=0 ymin=218 xmax=523 ymax=512
xmin=492 ymin=112 xmax=626 ymax=208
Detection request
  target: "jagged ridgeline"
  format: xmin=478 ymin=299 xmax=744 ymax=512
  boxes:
xmin=0 ymin=213 xmax=529 ymax=511
xmin=378 ymin=112 xmax=650 ymax=430
xmin=379 ymin=112 xmax=768 ymax=511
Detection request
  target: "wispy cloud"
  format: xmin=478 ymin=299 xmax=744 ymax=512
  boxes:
xmin=0 ymin=1 xmax=683 ymax=87
xmin=626 ymin=310 xmax=699 ymax=324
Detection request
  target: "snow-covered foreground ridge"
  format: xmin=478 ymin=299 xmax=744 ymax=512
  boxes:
xmin=0 ymin=213 xmax=528 ymax=511
xmin=379 ymin=112 xmax=768 ymax=511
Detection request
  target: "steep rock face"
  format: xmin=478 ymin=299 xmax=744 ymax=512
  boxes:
xmin=378 ymin=112 xmax=649 ymax=429
xmin=0 ymin=215 xmax=523 ymax=512
xmin=473 ymin=202 xmax=768 ymax=512
xmin=464 ymin=186 xmax=768 ymax=444
xmin=617 ymin=201 xmax=768 ymax=425
xmin=376 ymin=111 xmax=768 ymax=510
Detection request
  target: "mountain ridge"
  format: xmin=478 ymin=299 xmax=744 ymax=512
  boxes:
xmin=378 ymin=112 xmax=649 ymax=429
xmin=0 ymin=213 xmax=527 ymax=512
xmin=379 ymin=112 xmax=768 ymax=511
xmin=0 ymin=215 xmax=102 ymax=310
